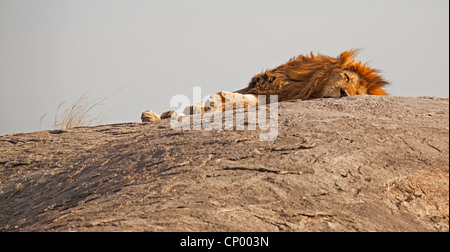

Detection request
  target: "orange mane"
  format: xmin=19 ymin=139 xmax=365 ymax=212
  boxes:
xmin=238 ymin=49 xmax=389 ymax=101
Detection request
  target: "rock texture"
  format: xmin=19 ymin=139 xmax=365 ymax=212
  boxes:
xmin=0 ymin=96 xmax=448 ymax=232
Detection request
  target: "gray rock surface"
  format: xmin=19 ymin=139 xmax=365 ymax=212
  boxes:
xmin=0 ymin=96 xmax=448 ymax=231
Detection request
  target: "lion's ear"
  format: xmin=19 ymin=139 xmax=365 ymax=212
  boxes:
xmin=339 ymin=49 xmax=361 ymax=66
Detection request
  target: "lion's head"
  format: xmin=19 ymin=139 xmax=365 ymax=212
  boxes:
xmin=319 ymin=50 xmax=389 ymax=98
xmin=240 ymin=49 xmax=389 ymax=101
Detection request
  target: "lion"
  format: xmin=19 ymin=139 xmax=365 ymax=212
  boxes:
xmin=141 ymin=49 xmax=389 ymax=122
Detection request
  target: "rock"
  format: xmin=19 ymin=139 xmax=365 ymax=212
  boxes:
xmin=0 ymin=96 xmax=448 ymax=231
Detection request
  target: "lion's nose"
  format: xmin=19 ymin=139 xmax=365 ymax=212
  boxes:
xmin=339 ymin=88 xmax=348 ymax=97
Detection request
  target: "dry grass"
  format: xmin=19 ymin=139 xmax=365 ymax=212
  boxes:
xmin=52 ymin=93 xmax=108 ymax=130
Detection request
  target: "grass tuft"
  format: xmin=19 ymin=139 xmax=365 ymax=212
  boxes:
xmin=52 ymin=92 xmax=108 ymax=130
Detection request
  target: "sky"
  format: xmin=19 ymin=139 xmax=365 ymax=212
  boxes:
xmin=0 ymin=0 xmax=449 ymax=136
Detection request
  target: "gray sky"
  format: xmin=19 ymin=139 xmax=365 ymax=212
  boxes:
xmin=0 ymin=0 xmax=449 ymax=136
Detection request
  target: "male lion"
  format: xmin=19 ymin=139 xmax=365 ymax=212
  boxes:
xmin=141 ymin=49 xmax=389 ymax=122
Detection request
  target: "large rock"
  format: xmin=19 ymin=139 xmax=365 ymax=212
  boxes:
xmin=0 ymin=96 xmax=448 ymax=231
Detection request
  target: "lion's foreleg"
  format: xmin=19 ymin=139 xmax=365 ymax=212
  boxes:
xmin=141 ymin=110 xmax=161 ymax=122
xmin=141 ymin=91 xmax=260 ymax=123
xmin=204 ymin=91 xmax=259 ymax=113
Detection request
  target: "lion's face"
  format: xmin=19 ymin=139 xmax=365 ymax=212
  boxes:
xmin=321 ymin=70 xmax=367 ymax=98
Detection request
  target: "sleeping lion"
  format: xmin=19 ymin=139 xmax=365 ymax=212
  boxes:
xmin=141 ymin=49 xmax=389 ymax=122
